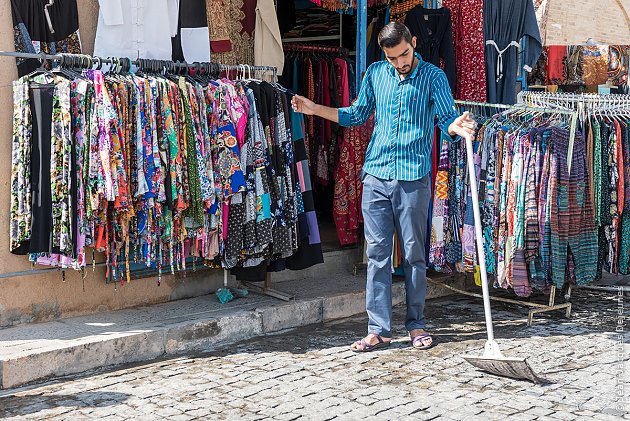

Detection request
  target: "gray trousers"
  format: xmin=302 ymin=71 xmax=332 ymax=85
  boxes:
xmin=362 ymin=173 xmax=430 ymax=337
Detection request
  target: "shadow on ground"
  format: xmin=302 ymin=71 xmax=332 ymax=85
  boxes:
xmin=0 ymin=391 xmax=130 ymax=417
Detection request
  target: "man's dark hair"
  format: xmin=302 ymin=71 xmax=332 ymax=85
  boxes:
xmin=377 ymin=22 xmax=413 ymax=49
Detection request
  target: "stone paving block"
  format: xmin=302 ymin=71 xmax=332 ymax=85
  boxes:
xmin=503 ymin=399 xmax=535 ymax=412
xmin=524 ymin=406 xmax=554 ymax=417
xmin=0 ymin=289 xmax=622 ymax=421
xmin=341 ymin=407 xmax=381 ymax=420
xmin=601 ymin=407 xmax=628 ymax=417
xmin=504 ymin=412 xmax=539 ymax=421
xmin=592 ymin=414 xmax=630 ymax=421
xmin=470 ymin=412 xmax=506 ymax=421
xmin=299 ymin=410 xmax=337 ymax=421
xmin=272 ymin=412 xmax=301 ymax=421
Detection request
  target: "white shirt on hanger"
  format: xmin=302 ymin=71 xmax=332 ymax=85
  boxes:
xmin=94 ymin=0 xmax=180 ymax=60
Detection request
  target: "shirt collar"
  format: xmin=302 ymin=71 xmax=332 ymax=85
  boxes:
xmin=388 ymin=52 xmax=424 ymax=81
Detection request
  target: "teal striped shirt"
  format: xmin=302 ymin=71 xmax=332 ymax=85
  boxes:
xmin=338 ymin=53 xmax=460 ymax=181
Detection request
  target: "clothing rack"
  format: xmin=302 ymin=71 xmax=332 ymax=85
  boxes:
xmin=457 ymin=99 xmax=581 ymax=173
xmin=436 ymin=100 xmax=576 ymax=326
xmin=0 ymin=50 xmax=278 ymax=80
xmin=0 ymin=49 xmax=298 ymax=302
xmin=518 ymin=91 xmax=630 ymax=117
xmin=282 ymin=44 xmax=349 ymax=55
xmin=455 ymin=99 xmax=580 ymax=117
xmin=354 ymin=100 xmax=576 ymax=325
xmin=282 ymin=35 xmax=341 ymax=44
xmin=517 ymin=92 xmax=630 ymax=295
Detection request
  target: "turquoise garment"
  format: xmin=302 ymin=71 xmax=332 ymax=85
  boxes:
xmin=337 ymin=53 xmax=459 ymax=181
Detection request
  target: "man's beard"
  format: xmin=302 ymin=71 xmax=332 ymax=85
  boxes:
xmin=395 ymin=57 xmax=416 ymax=75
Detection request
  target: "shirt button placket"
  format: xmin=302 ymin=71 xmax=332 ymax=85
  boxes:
xmin=390 ymin=83 xmax=403 ymax=179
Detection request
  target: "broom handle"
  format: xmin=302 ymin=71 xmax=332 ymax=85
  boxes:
xmin=463 ymin=133 xmax=495 ymax=342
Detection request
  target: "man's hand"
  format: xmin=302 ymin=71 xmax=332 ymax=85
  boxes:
xmin=448 ymin=111 xmax=476 ymax=138
xmin=291 ymin=95 xmax=319 ymax=115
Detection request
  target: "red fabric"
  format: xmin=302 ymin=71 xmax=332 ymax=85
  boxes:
xmin=441 ymin=0 xmax=486 ymax=102
xmin=333 ymin=116 xmax=374 ymax=246
xmin=546 ymin=46 xmax=567 ymax=84
xmin=241 ymin=0 xmax=257 ymax=35
xmin=210 ymin=40 xmax=233 ymax=53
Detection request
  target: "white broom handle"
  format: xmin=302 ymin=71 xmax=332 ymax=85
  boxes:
xmin=464 ymin=133 xmax=495 ymax=342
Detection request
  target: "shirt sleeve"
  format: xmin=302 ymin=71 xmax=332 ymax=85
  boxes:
xmin=430 ymin=70 xmax=461 ymax=143
xmin=337 ymin=65 xmax=376 ymax=127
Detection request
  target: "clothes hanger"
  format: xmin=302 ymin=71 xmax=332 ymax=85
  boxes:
xmin=55 ymin=53 xmax=82 ymax=80
xmin=26 ymin=52 xmax=56 ymax=82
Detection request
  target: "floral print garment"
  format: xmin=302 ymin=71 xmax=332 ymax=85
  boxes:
xmin=10 ymin=72 xmax=323 ymax=280
xmin=10 ymin=77 xmax=32 ymax=254
xmin=50 ymin=77 xmax=73 ymax=257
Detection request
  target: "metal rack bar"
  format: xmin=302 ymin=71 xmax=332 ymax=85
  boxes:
xmin=429 ymin=279 xmax=572 ymax=326
xmin=282 ymin=35 xmax=341 ymax=43
xmin=0 ymin=51 xmax=277 ymax=73
xmin=455 ymin=99 xmax=579 ymax=116
xmin=282 ymin=44 xmax=348 ymax=54
xmin=242 ymin=274 xmax=294 ymax=302
xmin=518 ymin=91 xmax=630 ymax=115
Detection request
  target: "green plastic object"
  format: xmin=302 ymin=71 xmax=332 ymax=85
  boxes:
xmin=216 ymin=288 xmax=234 ymax=304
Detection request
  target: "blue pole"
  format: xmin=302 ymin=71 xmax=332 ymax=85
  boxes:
xmin=381 ymin=7 xmax=390 ymax=61
xmin=356 ymin=0 xmax=367 ymax=94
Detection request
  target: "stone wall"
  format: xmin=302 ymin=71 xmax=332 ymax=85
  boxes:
xmin=541 ymin=0 xmax=630 ymax=45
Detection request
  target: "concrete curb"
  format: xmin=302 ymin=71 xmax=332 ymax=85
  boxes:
xmin=0 ymin=278 xmax=460 ymax=389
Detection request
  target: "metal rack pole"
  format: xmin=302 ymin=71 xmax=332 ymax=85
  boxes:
xmin=429 ymin=279 xmax=572 ymax=326
xmin=0 ymin=50 xmax=278 ymax=74
xmin=241 ymin=274 xmax=294 ymax=302
xmin=454 ymin=99 xmax=579 ymax=116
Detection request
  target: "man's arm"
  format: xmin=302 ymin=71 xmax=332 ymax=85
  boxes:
xmin=292 ymin=65 xmax=376 ymax=127
xmin=291 ymin=98 xmax=340 ymax=123
xmin=430 ymin=71 xmax=476 ymax=140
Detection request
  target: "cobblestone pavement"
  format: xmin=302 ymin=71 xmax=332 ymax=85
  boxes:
xmin=1 ymin=287 xmax=628 ymax=420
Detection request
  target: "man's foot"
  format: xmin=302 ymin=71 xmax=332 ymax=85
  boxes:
xmin=350 ymin=333 xmax=391 ymax=352
xmin=409 ymin=329 xmax=433 ymax=350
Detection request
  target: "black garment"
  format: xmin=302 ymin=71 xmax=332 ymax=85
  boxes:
xmin=285 ymin=122 xmax=324 ymax=272
xmin=483 ymin=0 xmax=542 ymax=104
xmin=11 ymin=0 xmax=80 ymax=77
xmin=171 ymin=0 xmax=209 ymax=61
xmin=27 ymin=84 xmax=55 ymax=255
xmin=231 ymin=87 xmax=324 ymax=281
xmin=366 ymin=9 xmax=387 ymax=66
xmin=404 ymin=6 xmax=456 ymax=93
xmin=276 ymin=0 xmax=297 ymax=36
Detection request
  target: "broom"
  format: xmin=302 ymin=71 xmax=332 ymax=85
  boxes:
xmin=461 ymin=132 xmax=547 ymax=384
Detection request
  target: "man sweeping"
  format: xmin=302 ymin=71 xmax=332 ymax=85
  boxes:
xmin=291 ymin=22 xmax=476 ymax=352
